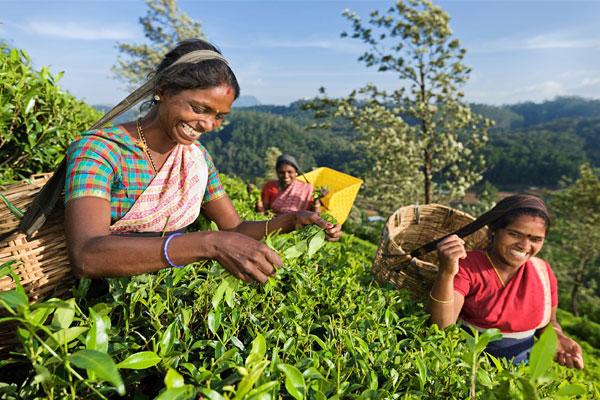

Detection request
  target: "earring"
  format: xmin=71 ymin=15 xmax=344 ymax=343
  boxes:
xmin=153 ymin=94 xmax=161 ymax=102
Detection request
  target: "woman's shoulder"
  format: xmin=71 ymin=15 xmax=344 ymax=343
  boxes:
xmin=67 ymin=126 xmax=134 ymax=163
xmin=71 ymin=126 xmax=133 ymax=148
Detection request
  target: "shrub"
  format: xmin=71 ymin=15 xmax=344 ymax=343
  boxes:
xmin=0 ymin=45 xmax=101 ymax=183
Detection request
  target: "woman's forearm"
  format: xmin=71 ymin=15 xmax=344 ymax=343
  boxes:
xmin=427 ymin=272 xmax=459 ymax=328
xmin=69 ymin=231 xmax=222 ymax=278
xmin=229 ymin=213 xmax=297 ymax=240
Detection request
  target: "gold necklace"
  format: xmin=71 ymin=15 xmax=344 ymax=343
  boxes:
xmin=485 ymin=251 xmax=506 ymax=287
xmin=136 ymin=118 xmax=157 ymax=173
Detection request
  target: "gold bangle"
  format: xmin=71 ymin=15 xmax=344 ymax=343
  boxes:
xmin=429 ymin=291 xmax=452 ymax=304
xmin=264 ymin=219 xmax=269 ymax=238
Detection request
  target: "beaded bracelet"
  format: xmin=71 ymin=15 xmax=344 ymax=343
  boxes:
xmin=264 ymin=219 xmax=269 ymax=238
xmin=163 ymin=232 xmax=184 ymax=268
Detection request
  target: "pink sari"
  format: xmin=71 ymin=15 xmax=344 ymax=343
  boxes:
xmin=271 ymin=180 xmax=313 ymax=215
xmin=109 ymin=144 xmax=207 ymax=233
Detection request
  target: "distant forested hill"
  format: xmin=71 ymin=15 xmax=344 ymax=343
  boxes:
xmin=200 ymin=110 xmax=367 ymax=182
xmin=97 ymin=96 xmax=596 ymax=189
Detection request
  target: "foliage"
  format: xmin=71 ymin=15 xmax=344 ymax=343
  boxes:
xmin=264 ymin=147 xmax=282 ymax=181
xmin=112 ymin=0 xmax=205 ymax=87
xmin=484 ymin=127 xmax=588 ymax=187
xmin=0 ymin=45 xmax=101 ymax=183
xmin=201 ymin=111 xmax=366 ymax=183
xmin=342 ymin=206 xmax=385 ymax=245
xmin=545 ymin=165 xmax=600 ymax=318
xmin=304 ymin=0 xmax=492 ymax=211
xmin=0 ymin=175 xmax=596 ymax=399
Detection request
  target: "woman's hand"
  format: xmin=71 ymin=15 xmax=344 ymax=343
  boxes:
xmin=555 ymin=333 xmax=584 ymax=369
xmin=436 ymin=235 xmax=467 ymax=276
xmin=211 ymin=231 xmax=282 ymax=283
xmin=293 ymin=211 xmax=342 ymax=242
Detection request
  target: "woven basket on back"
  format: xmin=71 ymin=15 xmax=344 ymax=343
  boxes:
xmin=0 ymin=173 xmax=73 ymax=354
xmin=372 ymin=204 xmax=489 ymax=299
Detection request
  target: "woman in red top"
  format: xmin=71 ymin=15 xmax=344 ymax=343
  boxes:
xmin=427 ymin=195 xmax=583 ymax=368
xmin=259 ymin=154 xmax=314 ymax=215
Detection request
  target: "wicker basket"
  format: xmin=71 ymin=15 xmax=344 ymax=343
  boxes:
xmin=0 ymin=173 xmax=73 ymax=354
xmin=372 ymin=204 xmax=489 ymax=299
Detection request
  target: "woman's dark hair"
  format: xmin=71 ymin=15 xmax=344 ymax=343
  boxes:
xmin=488 ymin=208 xmax=551 ymax=234
xmin=153 ymin=39 xmax=240 ymax=99
xmin=275 ymin=154 xmax=300 ymax=172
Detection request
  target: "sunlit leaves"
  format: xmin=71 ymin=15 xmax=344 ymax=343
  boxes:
xmin=69 ymin=350 xmax=125 ymax=396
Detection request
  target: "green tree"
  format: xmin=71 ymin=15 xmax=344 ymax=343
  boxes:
xmin=309 ymin=0 xmax=491 ymax=210
xmin=548 ymin=164 xmax=600 ymax=317
xmin=112 ymin=0 xmax=205 ymax=86
xmin=264 ymin=146 xmax=282 ymax=181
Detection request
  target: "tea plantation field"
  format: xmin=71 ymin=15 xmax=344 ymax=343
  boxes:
xmin=0 ymin=175 xmax=598 ymax=399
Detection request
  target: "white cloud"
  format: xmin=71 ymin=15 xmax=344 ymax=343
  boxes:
xmin=580 ymin=77 xmax=600 ymax=87
xmin=471 ymin=31 xmax=600 ymax=54
xmin=523 ymin=35 xmax=600 ymax=50
xmin=26 ymin=20 xmax=137 ymax=41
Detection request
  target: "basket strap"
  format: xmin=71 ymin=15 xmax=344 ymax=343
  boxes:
xmin=18 ymin=160 xmax=67 ymax=238
xmin=410 ymin=194 xmax=549 ymax=258
xmin=409 ymin=208 xmax=500 ymax=258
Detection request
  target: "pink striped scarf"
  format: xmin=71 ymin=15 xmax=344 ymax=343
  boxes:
xmin=109 ymin=144 xmax=208 ymax=233
xmin=271 ymin=180 xmax=313 ymax=215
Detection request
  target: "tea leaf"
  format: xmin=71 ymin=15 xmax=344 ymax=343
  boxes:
xmin=116 ymin=351 xmax=161 ymax=370
xmin=529 ymin=326 xmax=557 ymax=382
xmin=86 ymin=308 xmax=108 ymax=352
xmin=47 ymin=327 xmax=89 ymax=347
xmin=159 ymin=321 xmax=178 ymax=357
xmin=0 ymin=289 xmax=28 ymax=309
xmin=207 ymin=310 xmax=221 ymax=335
xmin=198 ymin=388 xmax=226 ymax=400
xmin=155 ymin=385 xmax=195 ymax=400
xmin=164 ymin=368 xmax=185 ymax=389
xmin=69 ymin=350 xmax=125 ymax=396
xmin=212 ymin=279 xmax=230 ymax=309
xmin=307 ymin=230 xmax=326 ymax=258
xmin=277 ymin=363 xmax=305 ymax=400
xmin=556 ymin=383 xmax=586 ymax=397
xmin=51 ymin=299 xmax=75 ymax=329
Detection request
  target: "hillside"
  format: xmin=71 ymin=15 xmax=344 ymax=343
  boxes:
xmin=202 ymin=97 xmax=600 ymax=190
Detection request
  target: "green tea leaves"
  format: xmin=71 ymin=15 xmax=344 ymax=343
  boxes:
xmin=277 ymin=364 xmax=305 ymax=400
xmin=116 ymin=351 xmax=161 ymax=370
xmin=529 ymin=325 xmax=558 ymax=382
xmin=69 ymin=350 xmax=125 ymax=396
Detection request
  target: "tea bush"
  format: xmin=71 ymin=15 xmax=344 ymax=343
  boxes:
xmin=0 ymin=45 xmax=101 ymax=183
xmin=0 ymin=176 xmax=597 ymax=399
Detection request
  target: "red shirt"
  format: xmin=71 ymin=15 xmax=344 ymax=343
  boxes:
xmin=454 ymin=250 xmax=558 ymax=333
xmin=261 ymin=180 xmax=281 ymax=210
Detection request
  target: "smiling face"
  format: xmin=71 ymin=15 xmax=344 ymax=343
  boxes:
xmin=157 ymin=84 xmax=234 ymax=145
xmin=276 ymin=163 xmax=298 ymax=188
xmin=490 ymin=214 xmax=547 ymax=269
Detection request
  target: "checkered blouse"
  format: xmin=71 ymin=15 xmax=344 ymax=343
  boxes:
xmin=65 ymin=127 xmax=225 ymax=223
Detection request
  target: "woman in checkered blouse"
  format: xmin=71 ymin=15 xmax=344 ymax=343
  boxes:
xmin=64 ymin=39 xmax=341 ymax=283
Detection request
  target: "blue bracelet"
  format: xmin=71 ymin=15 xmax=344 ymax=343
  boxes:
xmin=163 ymin=233 xmax=184 ymax=268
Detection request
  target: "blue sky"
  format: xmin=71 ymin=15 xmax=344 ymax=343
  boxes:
xmin=1 ymin=0 xmax=599 ymax=106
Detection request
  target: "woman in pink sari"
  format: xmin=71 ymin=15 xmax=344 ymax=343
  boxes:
xmin=259 ymin=154 xmax=314 ymax=215
xmin=64 ymin=40 xmax=341 ymax=283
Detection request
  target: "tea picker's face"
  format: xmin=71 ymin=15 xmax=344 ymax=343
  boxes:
xmin=277 ymin=163 xmax=298 ymax=188
xmin=490 ymin=214 xmax=546 ymax=268
xmin=158 ymin=84 xmax=234 ymax=145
